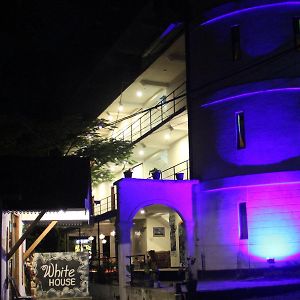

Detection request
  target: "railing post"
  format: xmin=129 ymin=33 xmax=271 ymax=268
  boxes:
xmin=173 ymin=92 xmax=176 ymax=114
xmin=150 ymin=110 xmax=152 ymax=129
xmin=139 ymin=117 xmax=142 ymax=138
xmin=111 ymin=187 xmax=115 ymax=210
xmin=130 ymin=124 xmax=133 ymax=143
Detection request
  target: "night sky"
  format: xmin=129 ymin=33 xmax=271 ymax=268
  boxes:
xmin=1 ymin=1 xmax=180 ymax=122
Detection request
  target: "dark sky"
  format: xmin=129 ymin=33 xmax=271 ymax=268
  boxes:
xmin=1 ymin=1 xmax=180 ymax=122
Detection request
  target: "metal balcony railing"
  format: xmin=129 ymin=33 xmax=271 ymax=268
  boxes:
xmin=161 ymin=160 xmax=189 ymax=180
xmin=93 ymin=160 xmax=190 ymax=217
xmin=113 ymin=82 xmax=186 ymax=144
xmin=93 ymin=195 xmax=117 ymax=216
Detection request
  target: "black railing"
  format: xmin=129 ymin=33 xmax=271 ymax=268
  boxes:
xmin=93 ymin=160 xmax=190 ymax=216
xmin=113 ymin=82 xmax=186 ymax=143
xmin=161 ymin=160 xmax=189 ymax=180
xmin=93 ymin=195 xmax=117 ymax=216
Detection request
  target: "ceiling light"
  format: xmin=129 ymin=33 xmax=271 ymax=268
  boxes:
xmin=110 ymin=230 xmax=116 ymax=237
xmin=140 ymin=209 xmax=145 ymax=214
xmin=88 ymin=236 xmax=94 ymax=241
xmin=102 ymin=239 xmax=107 ymax=244
xmin=118 ymin=103 xmax=124 ymax=112
xmin=139 ymin=149 xmax=144 ymax=156
xmin=136 ymin=90 xmax=143 ymax=97
xmin=99 ymin=233 xmax=105 ymax=240
xmin=164 ymin=132 xmax=171 ymax=140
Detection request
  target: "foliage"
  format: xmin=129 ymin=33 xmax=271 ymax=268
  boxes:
xmin=0 ymin=114 xmax=134 ymax=185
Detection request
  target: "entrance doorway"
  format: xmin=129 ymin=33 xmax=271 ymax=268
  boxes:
xmin=129 ymin=205 xmax=185 ymax=283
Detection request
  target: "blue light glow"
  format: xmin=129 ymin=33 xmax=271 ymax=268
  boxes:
xmin=160 ymin=22 xmax=182 ymax=39
xmin=201 ymin=2 xmax=300 ymax=26
xmin=201 ymin=87 xmax=300 ymax=108
xmin=248 ymin=204 xmax=300 ymax=260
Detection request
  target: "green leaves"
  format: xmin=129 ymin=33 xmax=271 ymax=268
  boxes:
xmin=0 ymin=114 xmax=134 ymax=185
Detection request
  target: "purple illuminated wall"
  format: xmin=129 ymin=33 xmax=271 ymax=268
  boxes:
xmin=187 ymin=0 xmax=300 ymax=271
xmin=199 ymin=172 xmax=300 ymax=269
xmin=188 ymin=0 xmax=300 ymax=180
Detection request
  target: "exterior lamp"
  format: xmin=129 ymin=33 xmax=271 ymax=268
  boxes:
xmin=99 ymin=233 xmax=105 ymax=240
xmin=102 ymin=239 xmax=107 ymax=244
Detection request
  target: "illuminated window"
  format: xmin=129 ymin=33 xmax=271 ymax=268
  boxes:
xmin=239 ymin=202 xmax=248 ymax=239
xmin=236 ymin=111 xmax=246 ymax=149
xmin=293 ymin=17 xmax=300 ymax=50
xmin=231 ymin=25 xmax=241 ymax=61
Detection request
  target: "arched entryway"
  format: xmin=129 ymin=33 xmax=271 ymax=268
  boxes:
xmin=114 ymin=178 xmax=199 ymax=300
xmin=130 ymin=204 xmax=185 ymax=284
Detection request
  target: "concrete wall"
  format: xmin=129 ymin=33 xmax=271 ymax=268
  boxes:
xmin=198 ymin=171 xmax=300 ymax=271
xmin=90 ymin=283 xmax=176 ymax=300
xmin=146 ymin=216 xmax=171 ymax=252
xmin=94 ymin=134 xmax=189 ymax=200
xmin=188 ymin=0 xmax=300 ymax=180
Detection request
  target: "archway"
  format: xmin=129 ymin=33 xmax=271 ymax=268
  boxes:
xmin=115 ymin=178 xmax=199 ymax=300
xmin=131 ymin=205 xmax=185 ymax=267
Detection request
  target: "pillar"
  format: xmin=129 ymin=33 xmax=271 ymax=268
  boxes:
xmin=117 ymin=221 xmax=131 ymax=300
xmin=184 ymin=220 xmax=197 ymax=278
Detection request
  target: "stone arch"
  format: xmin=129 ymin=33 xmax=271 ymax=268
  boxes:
xmin=114 ymin=178 xmax=199 ymax=300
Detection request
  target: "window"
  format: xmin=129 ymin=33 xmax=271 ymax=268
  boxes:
xmin=236 ymin=111 xmax=246 ymax=149
xmin=231 ymin=25 xmax=241 ymax=61
xmin=239 ymin=202 xmax=248 ymax=239
xmin=293 ymin=17 xmax=300 ymax=50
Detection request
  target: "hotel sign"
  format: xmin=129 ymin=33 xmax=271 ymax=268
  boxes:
xmin=33 ymin=252 xmax=89 ymax=298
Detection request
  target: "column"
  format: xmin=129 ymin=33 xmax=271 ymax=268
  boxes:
xmin=117 ymin=221 xmax=131 ymax=300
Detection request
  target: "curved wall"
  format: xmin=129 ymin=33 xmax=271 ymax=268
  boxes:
xmin=187 ymin=0 xmax=300 ymax=271
xmin=188 ymin=0 xmax=300 ymax=180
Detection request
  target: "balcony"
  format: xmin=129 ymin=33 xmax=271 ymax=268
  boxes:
xmin=113 ymin=82 xmax=186 ymax=145
xmin=92 ymin=160 xmax=189 ymax=218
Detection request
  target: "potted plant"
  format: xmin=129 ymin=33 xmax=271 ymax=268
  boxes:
xmin=175 ymin=172 xmax=184 ymax=180
xmin=123 ymin=168 xmax=133 ymax=178
xmin=149 ymin=168 xmax=161 ymax=180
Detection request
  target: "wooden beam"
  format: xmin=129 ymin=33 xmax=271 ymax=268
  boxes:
xmin=13 ymin=214 xmax=20 ymax=289
xmin=7 ymin=210 xmax=47 ymax=261
xmin=23 ymin=221 xmax=57 ymax=261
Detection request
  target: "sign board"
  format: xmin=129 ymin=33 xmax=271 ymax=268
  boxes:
xmin=33 ymin=252 xmax=89 ymax=298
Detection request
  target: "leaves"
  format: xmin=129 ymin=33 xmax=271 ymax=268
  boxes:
xmin=0 ymin=114 xmax=134 ymax=185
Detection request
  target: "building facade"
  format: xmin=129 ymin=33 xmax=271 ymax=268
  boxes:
xmin=188 ymin=0 xmax=300 ymax=271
